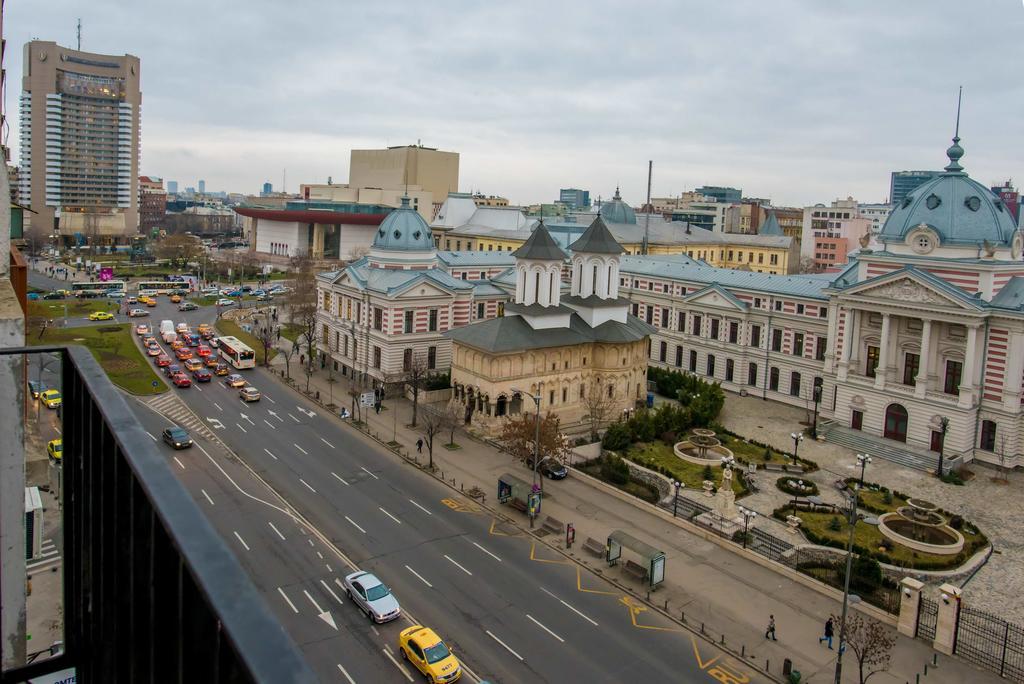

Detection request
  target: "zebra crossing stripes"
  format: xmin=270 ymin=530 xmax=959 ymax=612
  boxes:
xmin=147 ymin=392 xmax=216 ymax=440
xmin=27 ymin=538 xmax=61 ymax=573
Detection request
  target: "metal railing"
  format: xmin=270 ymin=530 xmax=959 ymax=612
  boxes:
xmin=1 ymin=345 xmax=315 ymax=683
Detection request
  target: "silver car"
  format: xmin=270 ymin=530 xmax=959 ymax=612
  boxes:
xmin=343 ymin=571 xmax=401 ymax=623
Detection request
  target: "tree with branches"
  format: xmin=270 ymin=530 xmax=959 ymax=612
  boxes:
xmin=252 ymin=308 xmax=276 ymax=368
xmin=404 ymin=353 xmax=430 ymax=428
xmin=155 ymin=233 xmax=204 ymax=269
xmin=287 ymin=254 xmax=319 ymax=383
xmin=419 ymin=405 xmax=448 ymax=470
xmin=833 ymin=612 xmax=896 ymax=684
xmin=581 ymin=376 xmax=617 ymax=442
xmin=499 ymin=411 xmax=572 ymax=491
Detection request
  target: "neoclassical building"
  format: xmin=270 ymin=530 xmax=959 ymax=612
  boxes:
xmin=445 ymin=219 xmax=653 ymax=431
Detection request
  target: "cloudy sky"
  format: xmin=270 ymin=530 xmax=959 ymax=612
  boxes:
xmin=5 ymin=0 xmax=1023 ymax=207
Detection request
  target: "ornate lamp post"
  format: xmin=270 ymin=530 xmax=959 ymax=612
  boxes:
xmin=790 ymin=431 xmax=804 ymax=461
xmin=811 ymin=383 xmax=823 ymax=438
xmin=738 ymin=505 xmax=757 ymax=549
xmin=936 ymin=416 xmax=950 ymax=478
xmin=671 ymin=480 xmax=684 ymax=518
xmin=856 ymin=453 xmax=872 ymax=489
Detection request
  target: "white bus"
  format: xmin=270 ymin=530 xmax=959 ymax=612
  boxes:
xmin=70 ymin=280 xmax=126 ymax=296
xmin=136 ymin=281 xmax=179 ymax=296
xmin=217 ymin=336 xmax=256 ymax=369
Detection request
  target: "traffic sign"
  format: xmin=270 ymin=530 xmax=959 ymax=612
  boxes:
xmin=359 ymin=392 xmax=376 ymax=408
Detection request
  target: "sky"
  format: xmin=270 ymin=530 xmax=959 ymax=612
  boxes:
xmin=5 ymin=0 xmax=1024 ymax=207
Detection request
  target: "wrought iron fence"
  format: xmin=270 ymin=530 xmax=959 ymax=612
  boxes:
xmin=955 ymin=606 xmax=1024 ymax=682
xmin=748 ymin=527 xmax=793 ymax=563
xmin=918 ymin=596 xmax=938 ymax=641
xmin=658 ymin=494 xmax=711 ymax=522
xmin=793 ymin=557 xmax=902 ymax=615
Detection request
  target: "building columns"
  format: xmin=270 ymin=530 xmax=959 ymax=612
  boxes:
xmin=959 ymin=325 xmax=979 ymax=408
xmin=874 ymin=313 xmax=891 ymax=389
xmin=915 ymin=319 xmax=932 ymax=398
xmin=837 ymin=308 xmax=855 ymax=381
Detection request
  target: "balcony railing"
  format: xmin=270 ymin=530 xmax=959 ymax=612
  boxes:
xmin=0 ymin=345 xmax=316 ymax=683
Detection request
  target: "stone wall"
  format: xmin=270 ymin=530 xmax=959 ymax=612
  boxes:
xmin=781 ymin=543 xmax=992 ymax=587
xmin=620 ymin=455 xmax=674 ymax=504
xmin=406 ymin=386 xmax=451 ymax=404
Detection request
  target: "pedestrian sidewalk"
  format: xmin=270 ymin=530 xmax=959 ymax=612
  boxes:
xmin=267 ymin=354 xmax=997 ymax=684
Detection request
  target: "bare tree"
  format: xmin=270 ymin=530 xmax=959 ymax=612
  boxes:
xmin=155 ymin=233 xmax=204 ymax=269
xmin=253 ymin=309 xmax=276 ymax=368
xmin=346 ymin=245 xmax=370 ymax=262
xmin=420 ymin=405 xmax=446 ymax=470
xmin=441 ymin=402 xmax=461 ymax=449
xmin=278 ymin=337 xmax=298 ymax=380
xmin=404 ymin=353 xmax=431 ymax=428
xmin=797 ymin=256 xmax=819 ymax=274
xmin=832 ymin=612 xmax=896 ymax=684
xmin=581 ymin=376 xmax=616 ymax=442
xmin=287 ymin=254 xmax=319 ymax=382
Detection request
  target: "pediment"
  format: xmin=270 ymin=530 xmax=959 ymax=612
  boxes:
xmin=847 ymin=275 xmax=979 ymax=310
xmin=683 ymin=285 xmax=748 ymax=312
xmin=390 ymin=277 xmax=453 ymax=299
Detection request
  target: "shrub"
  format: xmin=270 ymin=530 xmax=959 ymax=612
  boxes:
xmin=702 ymin=464 xmax=713 ymax=481
xmin=828 ymin=516 xmax=842 ymax=532
xmin=850 ymin=556 xmax=883 ymax=591
xmin=602 ymin=422 xmax=632 ymax=452
xmin=776 ymin=476 xmax=820 ymax=497
xmin=763 ymin=446 xmax=772 ymax=461
xmin=422 ymin=371 xmax=451 ymax=391
xmin=601 ymin=454 xmax=630 ymax=485
xmin=941 ymin=470 xmax=965 ymax=486
xmin=883 ymin=490 xmax=894 ymax=505
xmin=949 ymin=515 xmax=964 ymax=530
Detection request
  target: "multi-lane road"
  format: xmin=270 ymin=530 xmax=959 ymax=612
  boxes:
xmin=90 ymin=292 xmax=763 ymax=683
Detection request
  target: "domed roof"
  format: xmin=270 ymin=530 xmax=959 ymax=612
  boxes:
xmin=879 ymin=138 xmax=1017 ymax=247
xmin=599 ymin=187 xmax=637 ymax=225
xmin=372 ymin=197 xmax=435 ymax=251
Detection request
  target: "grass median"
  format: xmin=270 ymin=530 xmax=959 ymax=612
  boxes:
xmin=215 ymin=318 xmax=277 ymax=365
xmin=32 ymin=323 xmax=167 ymax=395
xmin=29 ymin=298 xmax=119 ymax=320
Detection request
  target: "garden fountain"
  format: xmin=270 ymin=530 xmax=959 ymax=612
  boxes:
xmin=674 ymin=428 xmax=734 ymax=465
xmin=877 ymin=498 xmax=964 ymax=556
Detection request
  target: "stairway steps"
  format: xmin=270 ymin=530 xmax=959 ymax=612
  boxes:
xmin=821 ymin=424 xmax=940 ymax=473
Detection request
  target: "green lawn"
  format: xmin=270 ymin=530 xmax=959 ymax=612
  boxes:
xmin=626 ymin=441 xmax=745 ymax=495
xmin=29 ymin=299 xmax=119 ymax=320
xmin=32 ymin=323 xmax=167 ymax=395
xmin=716 ymin=431 xmax=788 ymax=462
xmin=280 ymin=323 xmax=303 ymax=343
xmin=216 ymin=318 xmax=277 ymax=365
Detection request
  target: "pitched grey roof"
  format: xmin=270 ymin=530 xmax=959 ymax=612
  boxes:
xmin=759 ymin=212 xmax=783 ymax=236
xmin=504 ymin=302 xmax=574 ymax=316
xmin=620 ymin=255 xmax=831 ymax=300
xmin=569 ymin=216 xmax=624 ymax=255
xmin=991 ymin=277 xmax=1024 ymax=310
xmin=562 ymin=294 xmax=630 ymax=308
xmin=435 ymin=251 xmax=516 ymax=267
xmin=445 ymin=313 xmax=653 ymax=353
xmin=510 ymin=223 xmax=567 ymax=261
xmin=336 ymin=258 xmax=474 ymax=295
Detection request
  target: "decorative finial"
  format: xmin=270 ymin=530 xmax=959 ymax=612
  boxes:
xmin=945 ymin=86 xmax=965 ymax=173
xmin=399 ymin=195 xmax=411 ymax=208
xmin=613 ymin=185 xmax=621 ymax=200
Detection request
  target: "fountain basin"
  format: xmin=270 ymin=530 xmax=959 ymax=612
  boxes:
xmin=877 ymin=512 xmax=964 ymax=556
xmin=673 ymin=441 xmax=734 ymax=465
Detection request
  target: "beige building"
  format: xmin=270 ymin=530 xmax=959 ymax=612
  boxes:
xmin=300 ymin=183 xmax=435 ymax=222
xmin=19 ymin=41 xmax=141 ymax=243
xmin=446 ymin=218 xmax=653 ymax=433
xmin=349 ymin=144 xmax=459 ymax=205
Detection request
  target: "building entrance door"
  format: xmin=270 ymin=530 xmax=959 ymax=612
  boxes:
xmin=851 ymin=409 xmax=863 ymax=431
xmin=883 ymin=404 xmax=908 ymax=443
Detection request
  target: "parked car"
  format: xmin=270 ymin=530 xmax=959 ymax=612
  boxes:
xmin=42 ymin=292 xmax=64 ymax=300
xmin=161 ymin=426 xmax=193 ymax=449
xmin=40 ymin=389 xmax=62 ymax=409
xmin=343 ymin=571 xmax=401 ymax=623
xmin=27 ymin=292 xmax=40 ymax=300
xmin=47 ymin=439 xmax=63 ymax=461
xmin=239 ymin=386 xmax=261 ymax=402
xmin=398 ymin=626 xmax=462 ymax=683
xmin=526 ymin=456 xmax=569 ymax=480
xmin=28 ymin=380 xmax=46 ymax=399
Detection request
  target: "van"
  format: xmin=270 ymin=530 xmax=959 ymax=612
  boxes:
xmin=160 ymin=319 xmax=176 ymax=343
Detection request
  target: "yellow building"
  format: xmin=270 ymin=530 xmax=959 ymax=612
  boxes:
xmin=349 ymin=144 xmax=459 ymax=202
xmin=446 ymin=218 xmax=652 ymax=434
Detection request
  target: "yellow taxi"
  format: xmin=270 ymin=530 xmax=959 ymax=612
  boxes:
xmin=47 ymin=439 xmax=62 ymax=461
xmin=399 ymin=625 xmax=462 ymax=682
xmin=145 ymin=298 xmax=158 ymax=307
xmin=170 ymin=294 xmax=182 ymax=303
xmin=40 ymin=389 xmax=62 ymax=409
xmin=171 ymin=339 xmax=186 ymax=350
xmin=197 ymin=323 xmax=212 ymax=334
xmin=137 ymin=296 xmax=153 ymax=305
xmin=183 ymin=358 xmax=203 ymax=372
xmin=88 ymin=310 xmax=114 ymax=321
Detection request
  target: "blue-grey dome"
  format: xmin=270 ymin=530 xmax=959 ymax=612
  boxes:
xmin=879 ymin=140 xmax=1017 ymax=247
xmin=372 ymin=197 xmax=434 ymax=251
xmin=599 ymin=187 xmax=637 ymax=225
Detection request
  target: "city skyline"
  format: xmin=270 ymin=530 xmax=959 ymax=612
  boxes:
xmin=5 ymin=0 xmax=1023 ymax=207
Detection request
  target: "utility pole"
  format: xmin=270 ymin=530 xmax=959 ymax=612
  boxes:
xmin=77 ymin=18 xmax=81 ymax=50
xmin=643 ymin=160 xmax=652 ymax=256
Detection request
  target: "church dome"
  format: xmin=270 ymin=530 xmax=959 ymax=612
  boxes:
xmin=879 ymin=138 xmax=1017 ymax=247
xmin=372 ymin=197 xmax=435 ymax=251
xmin=599 ymin=187 xmax=637 ymax=225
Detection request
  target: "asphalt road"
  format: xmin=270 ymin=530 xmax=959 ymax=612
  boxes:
xmin=129 ymin=296 xmax=765 ymax=683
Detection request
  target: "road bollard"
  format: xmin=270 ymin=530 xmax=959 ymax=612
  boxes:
xmin=701 ymin=622 xmax=705 ymax=634
xmin=646 ymin=591 xmax=650 ymax=601
xmin=924 ymin=664 xmax=928 ymax=676
xmin=461 ymin=483 xmax=464 ymax=491
xmin=932 ymin=653 xmax=938 ymax=667
xmin=720 ymin=634 xmax=725 ymax=645
xmin=681 ymin=611 xmax=686 ymax=623
xmin=663 ymin=599 xmax=668 ymax=611
xmin=741 ymin=645 xmax=745 ymax=657
xmin=765 ymin=659 xmax=769 ymax=672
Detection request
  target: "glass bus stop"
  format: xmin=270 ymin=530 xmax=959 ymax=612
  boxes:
xmin=606 ymin=529 xmax=666 ymax=590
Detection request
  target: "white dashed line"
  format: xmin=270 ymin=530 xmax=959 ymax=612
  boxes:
xmin=382 ymin=647 xmax=414 ymax=682
xmin=316 ymin=551 xmax=323 ymax=559
xmin=264 ymin=419 xmax=274 ymax=428
xmin=540 ymin=587 xmax=599 ymax=626
xmin=267 ymin=521 xmax=286 ymax=541
xmin=235 ymin=423 xmax=247 ymax=433
xmin=336 ymin=664 xmax=356 ymax=684
xmin=293 ymin=443 xmax=308 ymax=455
xmin=146 ymin=431 xmax=157 ymax=442
xmin=408 ymin=499 xmax=432 ymax=515
xmin=486 ymin=630 xmax=524 ymax=661
xmin=472 ymin=541 xmax=502 ymax=562
xmin=264 ymin=448 xmax=277 ymax=460
xmin=264 ymin=394 xmax=276 ymax=404
xmin=527 ymin=614 xmax=565 ymax=642
xmin=213 ymin=402 xmax=223 ymax=412
xmin=200 ymin=489 xmax=214 ymax=506
xmin=299 ymin=478 xmax=316 ymax=493
xmin=361 ymin=466 xmax=379 ymax=480
xmin=331 ymin=472 xmax=349 ymax=486
xmin=173 ymin=456 xmax=185 ymax=470
xmin=379 ymin=507 xmax=402 ymax=524
xmin=233 ymin=531 xmax=250 ymax=551
xmin=345 ymin=516 xmax=366 ymax=534
xmin=277 ymin=587 xmax=298 ymax=613
xmin=405 ymin=565 xmax=433 ymax=588
xmin=321 ymin=437 xmax=335 ymax=448
xmin=444 ymin=555 xmax=472 ymax=576
xmin=288 ymin=413 xmax=300 ymax=423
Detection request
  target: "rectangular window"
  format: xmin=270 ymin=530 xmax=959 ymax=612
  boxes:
xmin=753 ymin=297 xmax=761 ymax=309
xmin=792 ymin=333 xmax=804 ymax=357
xmin=428 ymin=309 xmax=438 ymax=332
xmin=659 ymin=341 xmax=667 ymax=362
xmin=980 ymin=420 xmax=997 ymax=452
xmin=707 ymin=354 xmax=716 ymax=377
xmin=404 ymin=310 xmax=414 ymax=334
xmin=750 ymin=325 xmax=761 ymax=348
xmin=689 ymin=350 xmax=697 ymax=372
xmin=549 ymin=390 xmax=555 ymax=405
xmin=373 ymin=307 xmax=383 ymax=331
xmin=851 ymin=410 xmax=863 ymax=431
xmin=343 ymin=336 xmax=349 ymax=356
xmin=632 ymin=302 xmax=639 ymax=316
xmin=774 ymin=300 xmax=783 ymax=312
xmin=677 ymin=313 xmax=686 ymax=332
xmin=477 ymin=302 xmax=485 ymax=319
xmin=323 ymin=292 xmax=332 ymax=314
xmin=770 ymin=254 xmax=778 ymax=265
xmin=903 ymin=352 xmax=920 ymax=386
xmin=796 ymin=303 xmax=804 ymax=314
xmin=645 ymin=307 xmax=654 ymax=324
xmin=865 ymin=346 xmax=880 ymax=378
xmin=771 ymin=329 xmax=783 ymax=352
xmin=427 ymin=346 xmax=437 ymax=369
xmin=675 ymin=345 xmax=683 ymax=367
xmin=815 ymin=337 xmax=827 ymax=361
xmin=725 ymin=358 xmax=734 ymax=382
xmin=747 ymin=362 xmax=758 ymax=386
xmin=769 ymin=367 xmax=780 ymax=392
xmin=944 ymin=360 xmax=963 ymax=395
xmin=728 ymin=322 xmax=738 ymax=344
xmin=661 ymin=308 xmax=669 ymax=328
xmin=820 ymin=306 xmax=828 ymax=317
xmin=790 ymin=372 xmax=801 ymax=397
xmin=710 ymin=319 xmax=720 ymax=340
xmin=373 ymin=346 xmax=381 ymax=368
xmin=562 ymin=387 xmax=568 ymax=402
xmin=692 ymin=315 xmax=702 ymax=336
xmin=403 ymin=348 xmax=412 ymax=371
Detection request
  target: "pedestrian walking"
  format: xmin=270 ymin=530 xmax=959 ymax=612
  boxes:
xmin=819 ymin=617 xmax=834 ymax=649
xmin=416 ymin=439 xmax=423 ymax=453
xmin=765 ymin=615 xmax=777 ymax=641
xmin=300 ymin=354 xmax=305 ymax=367
xmin=277 ymin=328 xmax=281 ymax=341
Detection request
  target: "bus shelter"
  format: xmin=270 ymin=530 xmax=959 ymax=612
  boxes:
xmin=606 ymin=530 xmax=666 ymax=589
xmin=497 ymin=473 xmax=531 ymax=504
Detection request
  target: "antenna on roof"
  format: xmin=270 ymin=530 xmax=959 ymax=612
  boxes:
xmin=955 ymin=85 xmax=963 ymax=138
xmin=642 ymin=161 xmax=652 ymax=256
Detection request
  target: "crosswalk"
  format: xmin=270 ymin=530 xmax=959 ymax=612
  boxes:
xmin=147 ymin=392 xmax=217 ymax=441
xmin=27 ymin=538 xmax=60 ymax=573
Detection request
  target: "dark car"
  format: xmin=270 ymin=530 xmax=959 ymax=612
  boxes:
xmin=28 ymin=380 xmax=47 ymax=399
xmin=526 ymin=456 xmax=568 ymax=480
xmin=43 ymin=292 xmax=64 ymax=300
xmin=161 ymin=426 xmax=193 ymax=450
xmin=192 ymin=368 xmax=212 ymax=382
xmin=163 ymin=363 xmax=182 ymax=378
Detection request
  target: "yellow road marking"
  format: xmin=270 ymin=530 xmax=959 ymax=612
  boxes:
xmin=488 ymin=518 xmax=522 ymax=537
xmin=439 ymin=497 xmax=481 ymax=513
xmin=619 ymin=595 xmax=686 ymax=632
xmin=575 ymin=566 xmax=619 ymax=595
xmin=692 ymin=635 xmax=751 ymax=683
xmin=529 ymin=540 xmax=572 ymax=564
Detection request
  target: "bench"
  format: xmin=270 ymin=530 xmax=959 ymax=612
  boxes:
xmin=541 ymin=516 xmax=565 ymax=536
xmin=509 ymin=498 xmax=528 ymax=514
xmin=582 ymin=537 xmax=606 ymax=557
xmin=763 ymin=463 xmax=785 ymax=472
xmin=624 ymin=559 xmax=649 ymax=582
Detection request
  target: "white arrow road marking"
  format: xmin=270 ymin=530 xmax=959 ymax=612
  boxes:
xmin=302 ymin=590 xmax=337 ymax=630
xmin=235 ymin=423 xmax=247 ymax=433
xmin=408 ymin=499 xmax=432 ymax=515
xmin=379 ymin=507 xmax=402 ymax=524
xmin=200 ymin=489 xmax=214 ymax=506
xmin=472 ymin=541 xmax=501 ymax=562
xmin=300 ymin=478 xmax=316 ymax=493
xmin=277 ymin=587 xmax=298 ymax=613
xmin=361 ymin=466 xmax=379 ymax=480
xmin=293 ymin=443 xmax=308 ymax=455
xmin=319 ymin=579 xmax=344 ymax=606
xmin=405 ymin=565 xmax=433 ymax=588
xmin=345 ymin=516 xmax=366 ymax=534
xmin=382 ymin=646 xmax=414 ymax=682
xmin=233 ymin=531 xmax=250 ymax=551
xmin=444 ymin=555 xmax=472 ymax=576
xmin=331 ymin=472 xmax=349 ymax=486
xmin=320 ymin=437 xmax=335 ymax=448
xmin=264 ymin=448 xmax=277 ymax=460
xmin=336 ymin=664 xmax=356 ymax=684
xmin=206 ymin=417 xmax=225 ymax=429
xmin=268 ymin=521 xmax=286 ymax=541
xmin=240 ymin=413 xmax=255 ymax=425
xmin=297 ymin=406 xmax=317 ymax=417
xmin=267 ymin=409 xmax=284 ymax=422
xmin=527 ymin=614 xmax=565 ymax=642
xmin=486 ymin=630 xmax=524 ymax=661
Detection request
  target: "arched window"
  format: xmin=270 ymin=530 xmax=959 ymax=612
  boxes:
xmin=883 ymin=404 xmax=909 ymax=443
xmin=534 ymin=272 xmax=541 ymax=303
xmin=592 ymin=264 xmax=599 ymax=296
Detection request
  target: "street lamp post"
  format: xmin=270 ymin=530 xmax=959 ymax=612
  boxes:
xmin=671 ymin=480 xmax=684 ymax=518
xmin=856 ymin=453 xmax=872 ymax=489
xmin=936 ymin=416 xmax=950 ymax=478
xmin=834 ymin=486 xmax=862 ymax=684
xmin=738 ymin=505 xmax=757 ymax=549
xmin=811 ymin=384 xmax=822 ymax=438
xmin=790 ymin=431 xmax=804 ymax=461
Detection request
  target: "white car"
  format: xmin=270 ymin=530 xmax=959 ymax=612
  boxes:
xmin=239 ymin=386 xmax=261 ymax=402
xmin=215 ymin=298 xmax=235 ymax=307
xmin=343 ymin=571 xmax=401 ymax=623
xmin=201 ymin=287 xmax=219 ymax=295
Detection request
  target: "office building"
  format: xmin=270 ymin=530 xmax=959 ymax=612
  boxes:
xmin=18 ymin=40 xmax=141 ymax=244
xmin=348 ymin=144 xmax=459 ymax=206
xmin=889 ymin=170 xmax=942 ymax=205
xmin=696 ymin=186 xmax=742 ymax=204
xmin=991 ymin=180 xmax=1019 ymax=224
xmin=558 ymin=188 xmax=590 ymax=211
xmin=198 ymin=179 xmax=206 ymax=194
xmin=167 ymin=180 xmax=178 ymax=194
xmin=262 ymin=181 xmax=273 ymax=196
xmin=138 ymin=176 xmax=166 ymax=235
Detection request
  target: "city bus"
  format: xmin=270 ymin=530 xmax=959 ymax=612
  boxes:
xmin=217 ymin=336 xmax=256 ymax=369
xmin=70 ymin=280 xmax=126 ymax=297
xmin=136 ymin=281 xmax=178 ymax=296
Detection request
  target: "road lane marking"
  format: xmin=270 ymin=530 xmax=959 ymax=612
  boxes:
xmin=277 ymin=587 xmax=298 ymax=613
xmin=444 ymin=555 xmax=472 ymax=576
xmin=345 ymin=516 xmax=366 ymax=534
xmin=200 ymin=489 xmax=214 ymax=506
xmin=382 ymin=647 xmax=414 ymax=682
xmin=299 ymin=478 xmax=317 ymax=493
xmin=325 ymin=564 xmax=333 ymax=573
xmin=379 ymin=507 xmax=402 ymax=524
xmin=264 ymin=448 xmax=277 ymax=460
xmin=334 ymin=577 xmax=347 ymax=595
xmin=264 ymin=394 xmax=275 ymax=404
xmin=233 ymin=531 xmax=250 ymax=551
xmin=268 ymin=521 xmax=286 ymax=541
xmin=320 ymin=437 xmax=335 ymax=448
xmin=371 ymin=625 xmax=380 ymax=636
xmin=146 ymin=431 xmax=157 ymax=442
xmin=361 ymin=466 xmax=379 ymax=480
xmin=486 ymin=630 xmax=524 ymax=661
xmin=268 ymin=409 xmax=284 ymax=422
xmin=336 ymin=664 xmax=356 ymax=684
xmin=316 ymin=551 xmax=324 ymax=559
xmin=472 ymin=541 xmax=502 ymax=562
xmin=527 ymin=614 xmax=565 ymax=642
xmin=331 ymin=472 xmax=349 ymax=485
xmin=302 ymin=590 xmax=337 ymax=629
xmin=263 ymin=419 xmax=274 ymax=428
xmin=173 ymin=456 xmax=186 ymax=470
xmin=288 ymin=413 xmax=300 ymax=423
xmin=540 ymin=587 xmax=599 ymax=626
xmin=194 ymin=386 xmax=203 ymax=393
xmin=213 ymin=402 xmax=223 ymax=412
xmin=405 ymin=565 xmax=433 ymax=588
xmin=308 ymin=539 xmax=315 ymax=547
xmin=235 ymin=423 xmax=247 ymax=433
xmin=53 ymin=426 xmax=61 ymax=435
xmin=293 ymin=443 xmax=308 ymax=455
xmin=409 ymin=499 xmax=432 ymax=515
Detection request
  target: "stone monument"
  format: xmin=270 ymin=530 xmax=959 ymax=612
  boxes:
xmin=695 ymin=465 xmax=744 ymax=535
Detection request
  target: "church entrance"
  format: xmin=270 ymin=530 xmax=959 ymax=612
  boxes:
xmin=883 ymin=404 xmax=908 ymax=443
